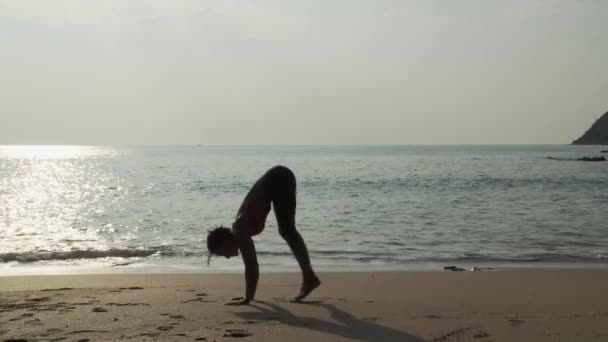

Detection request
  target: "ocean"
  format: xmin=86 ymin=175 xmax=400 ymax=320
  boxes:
xmin=1 ymin=145 xmax=606 ymax=275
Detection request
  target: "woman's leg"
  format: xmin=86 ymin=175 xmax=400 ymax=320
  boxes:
xmin=267 ymin=166 xmax=320 ymax=300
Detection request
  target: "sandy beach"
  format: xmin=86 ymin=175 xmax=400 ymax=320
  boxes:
xmin=1 ymin=270 xmax=607 ymax=341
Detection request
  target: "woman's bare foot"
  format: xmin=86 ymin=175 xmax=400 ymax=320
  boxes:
xmin=293 ymin=275 xmax=321 ymax=302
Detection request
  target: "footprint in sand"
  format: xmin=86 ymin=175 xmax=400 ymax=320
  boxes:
xmin=169 ymin=315 xmax=185 ymax=319
xmin=157 ymin=326 xmax=174 ymax=331
xmin=68 ymin=330 xmax=110 ymax=334
xmin=508 ymin=318 xmax=526 ymax=326
xmin=182 ymin=298 xmax=214 ymax=304
xmin=194 ymin=338 xmax=207 ymax=341
xmin=431 ymin=327 xmax=471 ymax=342
xmin=9 ymin=313 xmax=35 ymax=322
xmin=41 ymin=288 xmax=74 ymax=292
xmin=432 ymin=328 xmax=491 ymax=341
xmin=26 ymin=297 xmax=51 ymax=303
xmin=423 ymin=314 xmax=443 ymax=319
xmin=223 ymin=329 xmax=252 ymax=338
xmin=92 ymin=307 xmax=108 ymax=313
xmin=474 ymin=332 xmax=491 ymax=338
xmin=106 ymin=302 xmax=149 ymax=307
xmin=72 ymin=301 xmax=99 ymax=306
xmin=25 ymin=318 xmax=44 ymax=326
xmin=196 ymin=293 xmax=208 ymax=297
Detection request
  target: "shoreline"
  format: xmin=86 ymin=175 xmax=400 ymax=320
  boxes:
xmin=1 ymin=270 xmax=607 ymax=341
xmin=2 ymin=260 xmax=607 ymax=277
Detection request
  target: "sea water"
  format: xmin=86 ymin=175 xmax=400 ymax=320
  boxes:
xmin=1 ymin=145 xmax=606 ymax=275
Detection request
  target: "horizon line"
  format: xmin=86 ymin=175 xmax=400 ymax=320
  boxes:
xmin=0 ymin=143 xmax=586 ymax=147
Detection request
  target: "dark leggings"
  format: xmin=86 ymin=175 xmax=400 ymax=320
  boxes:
xmin=262 ymin=165 xmax=315 ymax=282
xmin=263 ymin=165 xmax=298 ymax=238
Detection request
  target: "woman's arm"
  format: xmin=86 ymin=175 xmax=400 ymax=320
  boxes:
xmin=240 ymin=235 xmax=259 ymax=303
xmin=226 ymin=228 xmax=259 ymax=305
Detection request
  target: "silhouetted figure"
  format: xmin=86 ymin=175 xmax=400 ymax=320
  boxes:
xmin=207 ymin=166 xmax=320 ymax=305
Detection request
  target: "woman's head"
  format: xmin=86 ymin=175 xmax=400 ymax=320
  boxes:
xmin=206 ymin=226 xmax=238 ymax=260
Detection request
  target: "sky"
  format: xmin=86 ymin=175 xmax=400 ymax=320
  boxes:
xmin=0 ymin=0 xmax=607 ymax=145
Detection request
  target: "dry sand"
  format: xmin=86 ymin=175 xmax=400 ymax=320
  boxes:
xmin=1 ymin=270 xmax=608 ymax=341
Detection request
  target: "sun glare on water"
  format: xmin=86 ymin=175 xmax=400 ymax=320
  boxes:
xmin=0 ymin=145 xmax=113 ymax=160
xmin=0 ymin=145 xmax=123 ymax=259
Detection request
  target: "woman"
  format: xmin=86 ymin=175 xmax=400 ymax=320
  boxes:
xmin=206 ymin=165 xmax=321 ymax=305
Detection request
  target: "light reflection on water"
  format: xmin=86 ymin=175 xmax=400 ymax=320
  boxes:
xmin=0 ymin=145 xmax=126 ymax=258
xmin=0 ymin=145 xmax=119 ymax=160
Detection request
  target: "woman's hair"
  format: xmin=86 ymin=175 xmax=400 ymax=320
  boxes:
xmin=206 ymin=226 xmax=233 ymax=264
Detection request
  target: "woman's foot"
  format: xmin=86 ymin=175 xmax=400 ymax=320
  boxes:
xmin=293 ymin=275 xmax=321 ymax=302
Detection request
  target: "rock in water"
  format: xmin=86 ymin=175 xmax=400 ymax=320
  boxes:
xmin=572 ymin=111 xmax=608 ymax=145
xmin=577 ymin=156 xmax=606 ymax=162
xmin=443 ymin=266 xmax=466 ymax=272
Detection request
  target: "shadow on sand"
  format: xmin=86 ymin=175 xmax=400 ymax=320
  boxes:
xmin=235 ymin=301 xmax=424 ymax=342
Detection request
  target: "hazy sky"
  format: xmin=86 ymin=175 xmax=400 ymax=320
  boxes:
xmin=1 ymin=0 xmax=607 ymax=145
